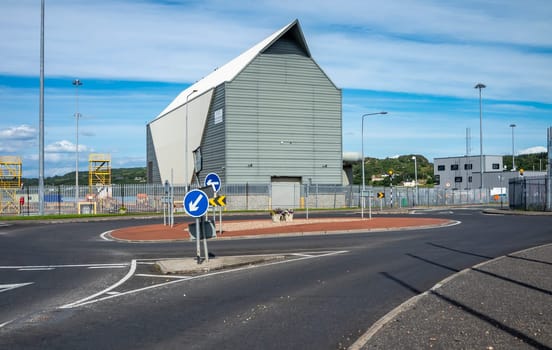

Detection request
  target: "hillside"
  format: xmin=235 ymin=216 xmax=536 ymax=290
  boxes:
xmin=22 ymin=167 xmax=147 ymax=186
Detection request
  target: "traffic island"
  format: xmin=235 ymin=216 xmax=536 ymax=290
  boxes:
xmin=155 ymin=255 xmax=286 ymax=274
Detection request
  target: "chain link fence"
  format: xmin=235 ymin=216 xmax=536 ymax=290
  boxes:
xmin=509 ymin=176 xmax=549 ymax=211
xmin=1 ymin=183 xmax=504 ymax=216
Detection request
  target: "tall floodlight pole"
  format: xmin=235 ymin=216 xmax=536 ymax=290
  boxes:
xmin=38 ymin=0 xmax=45 ymax=215
xmin=412 ymin=156 xmax=418 ymax=206
xmin=361 ymin=111 xmax=388 ymax=219
xmin=475 ymin=83 xmax=486 ymax=192
xmin=510 ymin=123 xmax=516 ymax=170
xmin=185 ymin=89 xmax=198 ymax=192
xmin=72 ymin=79 xmax=82 ymax=206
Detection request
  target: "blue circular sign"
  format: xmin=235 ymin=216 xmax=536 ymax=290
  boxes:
xmin=204 ymin=172 xmax=222 ymax=192
xmin=183 ymin=189 xmax=209 ymax=217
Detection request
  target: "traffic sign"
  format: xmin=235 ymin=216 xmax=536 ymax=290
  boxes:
xmin=377 ymin=192 xmax=385 ymax=199
xmin=209 ymin=195 xmax=227 ymax=207
xmin=204 ymin=172 xmax=221 ymax=192
xmin=183 ymin=189 xmax=209 ymax=217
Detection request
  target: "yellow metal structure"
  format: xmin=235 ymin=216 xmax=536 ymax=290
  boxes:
xmin=88 ymin=153 xmax=111 ymax=192
xmin=0 ymin=156 xmax=22 ymax=214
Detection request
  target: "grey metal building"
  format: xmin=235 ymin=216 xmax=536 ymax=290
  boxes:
xmin=147 ymin=20 xmax=342 ymax=197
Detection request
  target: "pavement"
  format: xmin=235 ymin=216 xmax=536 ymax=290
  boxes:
xmin=107 ymin=211 xmax=552 ymax=349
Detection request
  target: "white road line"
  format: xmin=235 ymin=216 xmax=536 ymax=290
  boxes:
xmin=60 ymin=250 xmax=349 ymax=309
xmin=18 ymin=268 xmax=54 ymax=271
xmin=60 ymin=260 xmax=137 ymax=309
xmin=0 ymin=283 xmax=34 ymax=293
xmin=100 ymin=230 xmax=113 ymax=241
xmin=291 ymin=253 xmax=315 ymax=257
xmin=0 ymin=320 xmax=13 ymax=328
xmin=0 ymin=263 xmax=130 ymax=270
xmin=135 ymin=273 xmax=192 ymax=279
xmin=87 ymin=265 xmax=128 ymax=269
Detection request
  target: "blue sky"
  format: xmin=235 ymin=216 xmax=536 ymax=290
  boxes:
xmin=1 ymin=0 xmax=551 ymax=177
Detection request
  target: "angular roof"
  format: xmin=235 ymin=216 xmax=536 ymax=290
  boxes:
xmin=154 ymin=19 xmax=310 ymax=120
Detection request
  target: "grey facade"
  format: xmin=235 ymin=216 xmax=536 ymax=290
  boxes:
xmin=147 ymin=20 xmax=342 ymax=191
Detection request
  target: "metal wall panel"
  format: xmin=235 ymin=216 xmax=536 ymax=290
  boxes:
xmin=196 ymin=85 xmax=226 ymax=184
xmin=224 ymin=37 xmax=342 ymax=185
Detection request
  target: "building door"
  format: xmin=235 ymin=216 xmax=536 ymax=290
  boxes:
xmin=271 ymin=177 xmax=301 ymax=209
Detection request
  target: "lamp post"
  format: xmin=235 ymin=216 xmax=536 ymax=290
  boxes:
xmin=361 ymin=111 xmax=388 ymax=219
xmin=474 ymin=83 xmax=486 ymax=191
xmin=510 ymin=123 xmax=516 ymax=171
xmin=38 ymin=0 xmax=45 ymax=215
xmin=185 ymin=89 xmax=198 ymax=192
xmin=72 ymin=79 xmax=83 ymax=206
xmin=412 ymin=156 xmax=418 ymax=206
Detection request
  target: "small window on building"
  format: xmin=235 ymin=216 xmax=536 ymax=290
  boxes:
xmin=437 ymin=165 xmax=445 ymax=171
xmin=455 ymin=176 xmax=462 ymax=183
xmin=435 ymin=175 xmax=440 ymax=185
xmin=451 ymin=164 xmax=459 ymax=171
xmin=464 ymin=163 xmax=473 ymax=170
xmin=468 ymin=176 xmax=473 ymax=183
xmin=492 ymin=163 xmax=500 ymax=170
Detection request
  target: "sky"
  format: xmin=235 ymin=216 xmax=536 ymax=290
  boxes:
xmin=1 ymin=0 xmax=551 ymax=177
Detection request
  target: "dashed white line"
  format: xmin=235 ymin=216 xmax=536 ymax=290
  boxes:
xmin=87 ymin=265 xmax=127 ymax=269
xmin=18 ymin=267 xmax=54 ymax=271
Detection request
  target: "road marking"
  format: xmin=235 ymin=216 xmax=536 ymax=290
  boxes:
xmin=18 ymin=267 xmax=54 ymax=271
xmin=0 ymin=283 xmax=34 ymax=293
xmin=0 ymin=320 xmax=14 ymax=328
xmin=87 ymin=265 xmax=127 ymax=269
xmin=135 ymin=273 xmax=192 ymax=279
xmin=0 ymin=263 xmax=130 ymax=270
xmin=59 ymin=250 xmax=349 ymax=309
xmin=60 ymin=260 xmax=137 ymax=309
xmin=100 ymin=230 xmax=113 ymax=241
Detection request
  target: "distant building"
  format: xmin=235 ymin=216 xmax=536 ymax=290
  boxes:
xmin=433 ymin=155 xmax=545 ymax=189
xmin=147 ymin=19 xmax=342 ymax=196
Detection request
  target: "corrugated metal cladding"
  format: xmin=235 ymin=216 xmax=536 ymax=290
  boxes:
xmin=196 ymin=84 xmax=226 ymax=182
xmin=146 ymin=125 xmax=161 ymax=183
xmin=224 ymin=36 xmax=342 ymax=184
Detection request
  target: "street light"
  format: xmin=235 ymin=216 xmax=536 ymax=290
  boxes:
xmin=510 ymin=123 xmax=516 ymax=171
xmin=185 ymin=89 xmax=198 ymax=192
xmin=72 ymin=79 xmax=83 ymax=206
xmin=475 ymin=83 xmax=486 ymax=191
xmin=361 ymin=111 xmax=388 ymax=219
xmin=412 ymin=156 xmax=418 ymax=206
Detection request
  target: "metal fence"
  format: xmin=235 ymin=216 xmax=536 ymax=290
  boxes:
xmin=509 ymin=176 xmax=549 ymax=211
xmin=1 ymin=183 xmax=503 ymax=216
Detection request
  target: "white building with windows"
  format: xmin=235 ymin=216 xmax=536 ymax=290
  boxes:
xmin=434 ymin=155 xmax=508 ymax=189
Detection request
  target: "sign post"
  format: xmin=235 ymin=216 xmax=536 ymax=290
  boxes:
xmin=183 ymin=189 xmax=209 ymax=264
xmin=204 ymin=173 xmax=223 ymax=233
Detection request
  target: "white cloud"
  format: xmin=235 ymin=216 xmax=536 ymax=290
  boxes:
xmin=519 ymin=146 xmax=547 ymax=155
xmin=0 ymin=125 xmax=36 ymax=140
xmin=44 ymin=140 xmax=90 ymax=153
xmin=1 ymin=0 xmax=551 ymax=102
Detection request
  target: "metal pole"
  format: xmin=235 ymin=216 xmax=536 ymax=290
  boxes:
xmin=510 ymin=124 xmax=516 ymax=170
xmin=412 ymin=156 xmax=418 ymax=206
xmin=195 ymin=218 xmax=201 ymax=263
xmin=72 ymin=79 xmax=82 ymax=207
xmin=475 ymin=83 xmax=486 ymax=191
xmin=38 ymin=0 xmax=45 ymax=215
xmin=361 ymin=112 xmax=387 ymax=219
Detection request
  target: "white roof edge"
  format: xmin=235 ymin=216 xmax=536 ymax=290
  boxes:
xmin=154 ymin=20 xmax=300 ymax=120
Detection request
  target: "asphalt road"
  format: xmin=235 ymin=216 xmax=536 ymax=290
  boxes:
xmin=0 ymin=208 xmax=550 ymax=349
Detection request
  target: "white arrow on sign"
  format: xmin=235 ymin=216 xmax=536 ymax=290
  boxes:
xmin=188 ymin=193 xmax=204 ymax=212
xmin=0 ymin=282 xmax=34 ymax=294
xmin=206 ymin=179 xmax=219 ymax=188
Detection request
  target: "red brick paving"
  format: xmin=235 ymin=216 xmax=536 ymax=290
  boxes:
xmin=110 ymin=217 xmax=452 ymax=241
